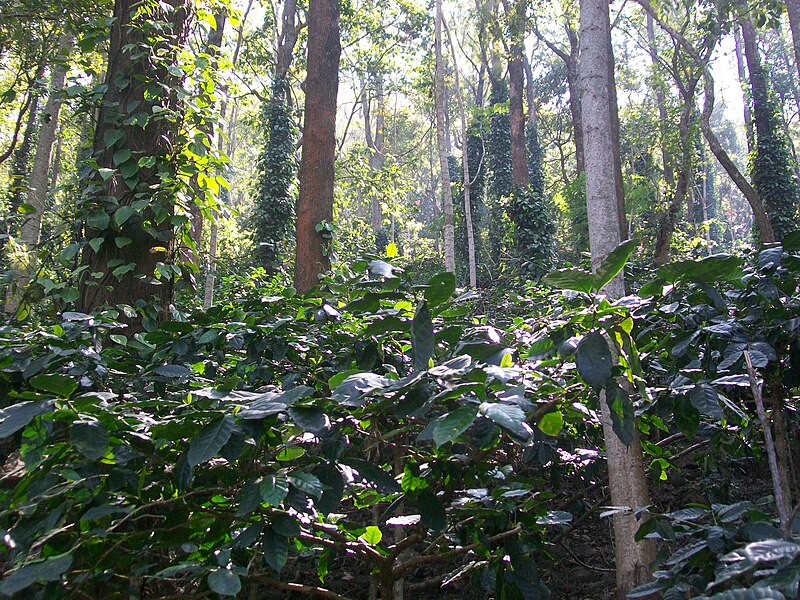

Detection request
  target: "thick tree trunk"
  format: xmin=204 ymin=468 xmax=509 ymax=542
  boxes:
xmin=293 ymin=0 xmax=341 ymax=293
xmin=5 ymin=37 xmax=70 ymax=316
xmin=786 ymin=0 xmax=800 ymax=87
xmin=434 ymin=0 xmax=455 ymax=273
xmin=579 ymin=0 xmax=656 ymax=596
xmin=77 ymin=0 xmax=190 ymax=320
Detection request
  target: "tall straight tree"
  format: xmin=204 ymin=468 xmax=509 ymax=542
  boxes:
xmin=505 ymin=0 xmax=529 ymax=189
xmin=77 ymin=0 xmax=191 ymax=320
xmin=5 ymin=37 xmax=70 ymax=315
xmin=434 ymin=0 xmax=455 ymax=273
xmin=579 ymin=0 xmax=656 ymax=594
xmin=740 ymin=16 xmax=800 ymax=240
xmin=294 ymin=0 xmax=341 ymax=293
xmin=786 ymin=0 xmax=800 ymax=85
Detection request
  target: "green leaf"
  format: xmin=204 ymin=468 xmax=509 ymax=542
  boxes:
xmin=114 ymin=205 xmax=136 ymax=227
xmin=0 ymin=400 xmax=55 ymax=438
xmin=187 ymin=415 xmax=234 ymax=467
xmin=259 ymin=474 xmax=289 ymax=506
xmin=575 ymin=332 xmax=613 ymax=391
xmin=263 ymin=527 xmax=288 ymax=573
xmin=367 ymin=259 xmax=399 ymax=278
xmin=706 ymin=589 xmax=786 ymax=600
xmin=538 ymin=410 xmax=563 ymax=437
xmin=689 ymin=383 xmax=724 ymax=420
xmin=288 ymin=471 xmax=324 ymax=499
xmin=98 ymin=167 xmax=115 ymax=180
xmin=288 ymin=407 xmax=330 ymax=434
xmin=543 ymin=267 xmax=594 ymax=294
xmin=332 ymin=373 xmax=392 ymax=406
xmin=479 ymin=402 xmax=532 ymax=440
xmin=433 ymin=406 xmax=478 ymax=447
xmin=112 ymin=149 xmax=132 ymax=165
xmin=342 ymin=458 xmax=401 ymax=493
xmin=418 ymin=489 xmax=446 ymax=532
xmin=70 ymin=422 xmax=109 ymax=459
xmin=411 ymin=301 xmax=434 ymax=372
xmin=87 ymin=210 xmax=110 ymax=230
xmin=103 ymin=128 xmax=125 ymax=148
xmin=605 ymin=382 xmax=634 ymax=446
xmin=0 ymin=553 xmax=73 ymax=596
xmin=657 ymin=254 xmax=744 ymax=284
xmin=360 ymin=525 xmax=383 ymax=546
xmin=29 ymin=373 xmax=78 ymax=397
xmin=207 ymin=569 xmax=241 ymax=596
xmin=425 ymin=272 xmax=456 ymax=307
xmin=89 ymin=237 xmax=103 ymax=253
xmin=593 ymin=238 xmax=636 ymax=290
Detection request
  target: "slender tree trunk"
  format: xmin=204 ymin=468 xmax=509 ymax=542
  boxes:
xmin=507 ymin=0 xmax=528 ymax=189
xmin=646 ymin=13 xmax=674 ymax=187
xmin=733 ymin=24 xmax=754 ymax=153
xmin=434 ymin=0 xmax=455 ymax=273
xmin=607 ymin=34 xmax=628 ymax=241
xmin=294 ymin=0 xmax=341 ymax=293
xmin=700 ymin=73 xmax=774 ymax=242
xmin=5 ymin=37 xmax=71 ymax=315
xmin=566 ymin=25 xmax=585 ymax=175
xmin=579 ymin=0 xmax=656 ymax=595
xmin=786 ymin=0 xmax=800 ymax=87
xmin=6 ymin=82 xmax=42 ymax=213
xmin=364 ymin=74 xmax=386 ymax=235
xmin=445 ymin=19 xmax=477 ymax=287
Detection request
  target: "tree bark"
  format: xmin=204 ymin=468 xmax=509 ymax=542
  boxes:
xmin=5 ymin=36 xmax=70 ymax=316
xmin=77 ymin=0 xmax=190 ymax=320
xmin=700 ymin=73 xmax=774 ymax=243
xmin=733 ymin=24 xmax=754 ymax=153
xmin=786 ymin=0 xmax=800 ymax=87
xmin=445 ymin=19 xmax=477 ymax=288
xmin=507 ymin=0 xmax=528 ymax=189
xmin=579 ymin=0 xmax=656 ymax=595
xmin=434 ymin=0 xmax=455 ymax=273
xmin=363 ymin=74 xmax=386 ymax=234
xmin=293 ymin=0 xmax=341 ymax=293
xmin=646 ymin=13 xmax=674 ymax=188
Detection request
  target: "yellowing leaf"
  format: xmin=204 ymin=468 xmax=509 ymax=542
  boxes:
xmin=386 ymin=242 xmax=398 ymax=258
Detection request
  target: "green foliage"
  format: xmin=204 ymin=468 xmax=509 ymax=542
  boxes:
xmin=252 ymin=76 xmax=298 ymax=274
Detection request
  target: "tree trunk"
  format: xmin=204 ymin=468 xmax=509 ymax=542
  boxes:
xmin=507 ymin=0 xmax=528 ymax=189
xmin=364 ymin=74 xmax=386 ymax=235
xmin=741 ymin=16 xmax=800 ymax=240
xmin=567 ymin=24 xmax=585 ymax=176
xmin=646 ymin=13 xmax=674 ymax=187
xmin=786 ymin=0 xmax=800 ymax=87
xmin=733 ymin=24 xmax=754 ymax=153
xmin=700 ymin=73 xmax=774 ymax=243
xmin=606 ymin=33 xmax=628 ymax=241
xmin=77 ymin=0 xmax=190 ymax=321
xmin=5 ymin=37 xmax=70 ymax=316
xmin=294 ymin=0 xmax=341 ymax=293
xmin=434 ymin=0 xmax=455 ymax=273
xmin=579 ymin=0 xmax=656 ymax=595
xmin=654 ymin=88 xmax=697 ymax=266
xmin=445 ymin=19 xmax=477 ymax=288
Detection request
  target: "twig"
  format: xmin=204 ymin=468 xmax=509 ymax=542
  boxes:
xmin=559 ymin=540 xmax=615 ymax=572
xmin=744 ymin=351 xmax=790 ymax=536
xmin=251 ymin=576 xmax=354 ymax=600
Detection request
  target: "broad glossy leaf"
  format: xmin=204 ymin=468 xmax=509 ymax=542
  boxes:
xmin=575 ymin=332 xmax=613 ymax=391
xmin=288 ymin=407 xmax=330 ymax=434
xmin=0 ymin=400 xmax=55 ymax=438
xmin=207 ymin=569 xmax=241 ymax=596
xmin=332 ymin=373 xmax=392 ymax=406
xmin=360 ymin=525 xmax=383 ymax=546
xmin=259 ymin=474 xmax=289 ymax=506
xmin=706 ymin=589 xmax=786 ymax=600
xmin=263 ymin=526 xmax=288 ymax=573
xmin=288 ymin=471 xmax=324 ymax=500
xmin=593 ymin=238 xmax=636 ymax=290
xmin=425 ymin=272 xmax=456 ymax=307
xmin=29 ymin=373 xmax=78 ymax=397
xmin=657 ymin=254 xmax=744 ymax=284
xmin=411 ymin=301 xmax=434 ymax=372
xmin=418 ymin=489 xmax=446 ymax=532
xmin=741 ymin=540 xmax=800 ymax=563
xmin=605 ymin=382 xmax=634 ymax=446
xmin=70 ymin=422 xmax=109 ymax=459
xmin=537 ymin=410 xmax=563 ymax=437
xmin=187 ymin=415 xmax=234 ymax=467
xmin=479 ymin=402 xmax=532 ymax=440
xmin=342 ymin=458 xmax=401 ymax=493
xmin=0 ymin=553 xmax=73 ymax=596
xmin=689 ymin=383 xmax=724 ymax=420
xmin=433 ymin=406 xmax=478 ymax=447
xmin=543 ymin=267 xmax=594 ymax=294
xmin=367 ymin=259 xmax=398 ymax=279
